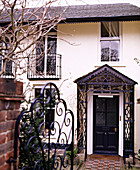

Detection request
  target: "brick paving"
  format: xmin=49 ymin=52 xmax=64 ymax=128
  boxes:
xmin=84 ymin=155 xmax=123 ymax=170
xmin=85 ymin=159 xmax=121 ymax=169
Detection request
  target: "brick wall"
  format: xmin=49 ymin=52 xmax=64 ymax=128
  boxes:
xmin=0 ymin=78 xmax=24 ymax=170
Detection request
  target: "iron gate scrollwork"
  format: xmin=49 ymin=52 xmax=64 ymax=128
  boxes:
xmin=10 ymin=83 xmax=74 ymax=169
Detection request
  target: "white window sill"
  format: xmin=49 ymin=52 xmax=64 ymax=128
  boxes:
xmin=95 ymin=62 xmax=126 ymax=68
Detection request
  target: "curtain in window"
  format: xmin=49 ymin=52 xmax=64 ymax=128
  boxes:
xmin=102 ymin=22 xmax=119 ymax=37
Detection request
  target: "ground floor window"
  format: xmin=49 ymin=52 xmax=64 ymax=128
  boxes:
xmin=35 ymin=88 xmax=55 ymax=129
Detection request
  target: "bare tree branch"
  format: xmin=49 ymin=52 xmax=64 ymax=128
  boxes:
xmin=0 ymin=0 xmax=64 ymax=77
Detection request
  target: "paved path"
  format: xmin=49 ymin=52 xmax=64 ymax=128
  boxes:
xmin=84 ymin=154 xmax=123 ymax=170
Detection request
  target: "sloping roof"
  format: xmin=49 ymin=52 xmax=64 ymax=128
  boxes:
xmin=0 ymin=3 xmax=140 ymax=23
xmin=56 ymin=3 xmax=140 ymax=22
xmin=74 ymin=64 xmax=137 ymax=85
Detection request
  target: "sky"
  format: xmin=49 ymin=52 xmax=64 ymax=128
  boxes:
xmin=53 ymin=0 xmax=140 ymax=7
xmin=28 ymin=0 xmax=140 ymax=7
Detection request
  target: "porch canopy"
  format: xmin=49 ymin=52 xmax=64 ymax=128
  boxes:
xmin=74 ymin=64 xmax=137 ymax=163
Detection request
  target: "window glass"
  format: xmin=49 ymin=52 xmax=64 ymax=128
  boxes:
xmin=101 ymin=22 xmax=109 ymax=37
xmin=47 ymin=36 xmax=57 ymax=55
xmin=96 ymin=112 xmax=105 ymax=126
xmin=0 ymin=39 xmax=13 ymax=75
xmin=35 ymin=88 xmax=41 ymax=98
xmin=45 ymin=109 xmax=55 ymax=129
xmin=35 ymin=88 xmax=55 ymax=129
xmin=106 ymin=98 xmax=117 ymax=126
xmin=47 ymin=36 xmax=56 ymax=75
xmin=101 ymin=41 xmax=110 ymax=61
xmin=101 ymin=22 xmax=120 ymax=62
xmin=35 ymin=34 xmax=57 ymax=76
xmin=111 ymin=41 xmax=119 ymax=61
xmin=6 ymin=60 xmax=12 ymax=75
xmin=96 ymin=98 xmax=106 ymax=126
xmin=36 ymin=38 xmax=45 ymax=73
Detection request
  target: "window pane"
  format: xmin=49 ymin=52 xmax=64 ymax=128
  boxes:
xmin=47 ymin=36 xmax=57 ymax=54
xmin=47 ymin=55 xmax=56 ymax=75
xmin=36 ymin=38 xmax=45 ymax=73
xmin=101 ymin=41 xmax=110 ymax=61
xmin=45 ymin=109 xmax=55 ymax=129
xmin=106 ymin=98 xmax=117 ymax=126
xmin=96 ymin=98 xmax=106 ymax=126
xmin=96 ymin=98 xmax=106 ymax=111
xmin=111 ymin=22 xmax=119 ymax=37
xmin=35 ymin=88 xmax=41 ymax=98
xmin=96 ymin=112 xmax=105 ymax=126
xmin=6 ymin=60 xmax=12 ymax=75
xmin=47 ymin=36 xmax=56 ymax=75
xmin=101 ymin=22 xmax=109 ymax=37
xmin=111 ymin=41 xmax=119 ymax=61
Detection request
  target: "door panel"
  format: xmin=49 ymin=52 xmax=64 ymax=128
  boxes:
xmin=93 ymin=95 xmax=119 ymax=154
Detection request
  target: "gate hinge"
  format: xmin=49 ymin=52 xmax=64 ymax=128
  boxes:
xmin=7 ymin=157 xmax=17 ymax=163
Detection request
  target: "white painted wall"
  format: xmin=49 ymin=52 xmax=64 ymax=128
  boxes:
xmin=57 ymin=21 xmax=140 ymax=154
xmin=21 ymin=21 xmax=140 ymax=154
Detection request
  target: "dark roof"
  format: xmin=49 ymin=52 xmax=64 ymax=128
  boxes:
xmin=0 ymin=3 xmax=140 ymax=23
xmin=56 ymin=3 xmax=140 ymax=22
xmin=74 ymin=64 xmax=137 ymax=85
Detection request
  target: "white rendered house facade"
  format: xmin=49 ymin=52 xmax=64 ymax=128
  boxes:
xmin=1 ymin=3 xmax=140 ymax=162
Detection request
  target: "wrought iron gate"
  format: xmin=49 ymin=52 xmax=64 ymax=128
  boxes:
xmin=9 ymin=83 xmax=74 ymax=169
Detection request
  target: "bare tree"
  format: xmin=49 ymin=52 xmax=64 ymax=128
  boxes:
xmin=0 ymin=0 xmax=64 ymax=78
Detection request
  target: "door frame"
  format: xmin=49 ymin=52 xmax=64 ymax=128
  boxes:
xmin=87 ymin=92 xmax=124 ymax=156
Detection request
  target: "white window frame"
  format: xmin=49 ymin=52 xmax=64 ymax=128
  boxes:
xmin=98 ymin=22 xmax=122 ymax=66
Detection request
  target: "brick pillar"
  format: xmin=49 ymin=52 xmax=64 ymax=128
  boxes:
xmin=0 ymin=78 xmax=24 ymax=170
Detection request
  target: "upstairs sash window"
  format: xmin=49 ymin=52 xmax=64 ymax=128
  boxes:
xmin=101 ymin=22 xmax=120 ymax=62
xmin=36 ymin=34 xmax=57 ymax=76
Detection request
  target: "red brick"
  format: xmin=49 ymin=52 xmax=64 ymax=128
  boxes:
xmin=0 ymin=78 xmax=16 ymax=94
xmin=0 ymin=101 xmax=4 ymax=110
xmin=16 ymin=81 xmax=23 ymax=95
xmin=5 ymin=150 xmax=14 ymax=162
xmin=0 ymin=155 xmax=5 ymax=166
xmin=0 ymin=134 xmax=6 ymax=144
xmin=7 ymin=110 xmax=20 ymax=120
xmin=7 ymin=130 xmax=14 ymax=142
xmin=0 ymin=141 xmax=14 ymax=155
xmin=3 ymin=101 xmax=14 ymax=110
xmin=0 ymin=164 xmax=11 ymax=170
xmin=0 ymin=111 xmax=6 ymax=122
xmin=0 ymin=121 xmax=15 ymax=133
xmin=0 ymin=101 xmax=14 ymax=110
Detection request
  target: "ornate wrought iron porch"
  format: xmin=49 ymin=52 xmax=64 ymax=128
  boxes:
xmin=74 ymin=64 xmax=137 ymax=164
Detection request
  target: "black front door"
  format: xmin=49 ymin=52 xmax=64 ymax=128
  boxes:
xmin=93 ymin=95 xmax=119 ymax=154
